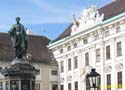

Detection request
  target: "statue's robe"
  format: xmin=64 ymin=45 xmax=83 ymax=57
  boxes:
xmin=9 ymin=23 xmax=27 ymax=58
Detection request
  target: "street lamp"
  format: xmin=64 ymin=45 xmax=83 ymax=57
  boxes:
xmin=86 ymin=68 xmax=100 ymax=90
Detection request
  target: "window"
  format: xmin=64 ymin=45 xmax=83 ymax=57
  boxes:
xmin=67 ymin=46 xmax=71 ymax=51
xmin=117 ymin=71 xmax=122 ymax=88
xmin=117 ymin=42 xmax=122 ymax=57
xmin=35 ymin=84 xmax=40 ymax=90
xmin=95 ymin=34 xmax=99 ymax=40
xmin=86 ymin=79 xmax=90 ymax=90
xmin=6 ymin=81 xmax=9 ymax=90
xmin=60 ymin=49 xmax=63 ymax=54
xmin=0 ymin=67 xmax=2 ymax=72
xmin=75 ymin=82 xmax=78 ymax=90
xmin=61 ymin=61 xmax=64 ymax=72
xmin=68 ymin=83 xmax=71 ymax=90
xmin=116 ymin=26 xmax=121 ymax=33
xmin=107 ymin=74 xmax=111 ymax=90
xmin=0 ymin=82 xmax=3 ymax=90
xmin=74 ymin=56 xmax=78 ymax=69
xmin=105 ymin=30 xmax=109 ymax=37
xmin=52 ymin=84 xmax=58 ymax=90
xmin=96 ymin=49 xmax=100 ymax=62
xmin=68 ymin=58 xmax=71 ymax=71
xmin=37 ymin=69 xmax=40 ymax=74
xmin=60 ymin=85 xmax=64 ymax=90
xmin=85 ymin=52 xmax=89 ymax=66
xmin=74 ymin=43 xmax=77 ymax=48
xmin=106 ymin=46 xmax=110 ymax=60
xmin=83 ymin=39 xmax=88 ymax=44
xmin=51 ymin=70 xmax=58 ymax=75
xmin=11 ymin=80 xmax=19 ymax=90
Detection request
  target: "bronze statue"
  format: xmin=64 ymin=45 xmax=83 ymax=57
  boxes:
xmin=9 ymin=17 xmax=27 ymax=58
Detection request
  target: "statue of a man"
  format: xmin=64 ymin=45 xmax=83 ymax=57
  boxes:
xmin=9 ymin=17 xmax=27 ymax=58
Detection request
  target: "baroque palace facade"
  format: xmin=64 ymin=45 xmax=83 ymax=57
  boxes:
xmin=48 ymin=0 xmax=125 ymax=90
xmin=0 ymin=33 xmax=58 ymax=90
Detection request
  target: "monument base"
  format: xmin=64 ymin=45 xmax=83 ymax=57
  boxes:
xmin=1 ymin=58 xmax=39 ymax=90
xmin=11 ymin=57 xmax=29 ymax=65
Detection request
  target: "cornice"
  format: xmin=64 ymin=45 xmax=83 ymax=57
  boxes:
xmin=48 ymin=13 xmax=125 ymax=51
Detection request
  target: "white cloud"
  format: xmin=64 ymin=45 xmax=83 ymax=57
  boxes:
xmin=0 ymin=0 xmax=83 ymax=25
xmin=28 ymin=0 xmax=83 ymax=24
xmin=31 ymin=0 xmax=70 ymax=13
xmin=23 ymin=16 xmax=72 ymax=24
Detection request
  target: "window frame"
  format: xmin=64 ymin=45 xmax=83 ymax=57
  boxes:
xmin=74 ymin=43 xmax=77 ymax=48
xmin=51 ymin=70 xmax=58 ymax=75
xmin=60 ymin=85 xmax=64 ymax=90
xmin=60 ymin=48 xmax=63 ymax=54
xmin=83 ymin=38 xmax=88 ymax=44
xmin=116 ymin=41 xmax=122 ymax=57
xmin=68 ymin=83 xmax=71 ymax=90
xmin=75 ymin=81 xmax=78 ymax=90
xmin=67 ymin=46 xmax=71 ymax=51
xmin=68 ymin=58 xmax=71 ymax=71
xmin=105 ymin=30 xmax=109 ymax=37
xmin=85 ymin=52 xmax=89 ymax=66
xmin=116 ymin=26 xmax=121 ymax=33
xmin=35 ymin=83 xmax=40 ymax=90
xmin=96 ymin=48 xmax=100 ymax=62
xmin=74 ymin=56 xmax=78 ymax=69
xmin=106 ymin=74 xmax=111 ymax=90
xmin=117 ymin=71 xmax=122 ymax=89
xmin=61 ymin=61 xmax=64 ymax=72
xmin=106 ymin=45 xmax=111 ymax=60
xmin=0 ymin=82 xmax=3 ymax=90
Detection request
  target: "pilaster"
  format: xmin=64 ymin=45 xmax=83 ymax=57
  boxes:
xmin=121 ymin=34 xmax=125 ymax=90
xmin=100 ymin=41 xmax=105 ymax=90
xmin=111 ymin=38 xmax=116 ymax=90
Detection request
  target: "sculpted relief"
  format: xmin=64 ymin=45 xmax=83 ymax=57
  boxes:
xmin=71 ymin=6 xmax=104 ymax=35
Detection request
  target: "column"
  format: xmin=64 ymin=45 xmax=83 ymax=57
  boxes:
xmin=110 ymin=39 xmax=116 ymax=90
xmin=100 ymin=41 xmax=105 ymax=90
xmin=121 ymin=34 xmax=125 ymax=90
xmin=64 ymin=56 xmax=67 ymax=90
xmin=78 ymin=49 xmax=83 ymax=90
xmin=90 ymin=45 xmax=96 ymax=67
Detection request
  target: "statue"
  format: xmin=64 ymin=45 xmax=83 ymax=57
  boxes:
xmin=73 ymin=14 xmax=79 ymax=26
xmin=9 ymin=17 xmax=27 ymax=58
xmin=71 ymin=14 xmax=79 ymax=34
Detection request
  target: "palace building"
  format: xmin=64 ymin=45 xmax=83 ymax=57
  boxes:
xmin=0 ymin=33 xmax=58 ymax=90
xmin=48 ymin=0 xmax=125 ymax=90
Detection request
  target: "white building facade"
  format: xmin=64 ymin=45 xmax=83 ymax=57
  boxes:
xmin=48 ymin=0 xmax=125 ymax=90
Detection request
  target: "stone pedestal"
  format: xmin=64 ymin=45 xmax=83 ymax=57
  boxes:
xmin=1 ymin=58 xmax=39 ymax=90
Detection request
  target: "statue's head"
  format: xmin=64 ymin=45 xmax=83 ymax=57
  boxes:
xmin=16 ymin=17 xmax=20 ymax=23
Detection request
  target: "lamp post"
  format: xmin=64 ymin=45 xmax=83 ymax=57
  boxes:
xmin=86 ymin=68 xmax=100 ymax=90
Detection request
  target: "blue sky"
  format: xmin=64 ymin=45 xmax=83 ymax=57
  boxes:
xmin=0 ymin=0 xmax=112 ymax=40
